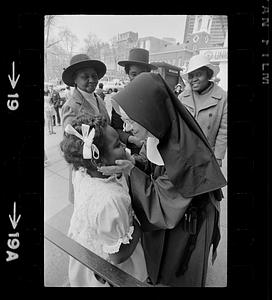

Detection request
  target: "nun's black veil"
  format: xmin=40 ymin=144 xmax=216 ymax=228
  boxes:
xmin=112 ymin=72 xmax=226 ymax=198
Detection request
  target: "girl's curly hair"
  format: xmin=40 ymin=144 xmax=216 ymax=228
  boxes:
xmin=60 ymin=113 xmax=108 ymax=171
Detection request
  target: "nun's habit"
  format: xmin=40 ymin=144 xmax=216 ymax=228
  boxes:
xmin=112 ymin=72 xmax=227 ymax=287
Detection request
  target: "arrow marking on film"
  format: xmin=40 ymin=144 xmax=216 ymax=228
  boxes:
xmin=9 ymin=202 xmax=21 ymax=230
xmin=8 ymin=61 xmax=20 ymax=89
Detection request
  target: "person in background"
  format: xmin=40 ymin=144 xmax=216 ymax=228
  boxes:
xmin=44 ymin=150 xmax=49 ymax=167
xmin=44 ymin=88 xmax=55 ymax=135
xmin=48 ymin=83 xmax=54 ymax=96
xmin=213 ymin=77 xmax=221 ymax=85
xmin=111 ymin=87 xmax=118 ymax=96
xmin=58 ymin=87 xmax=67 ymax=125
xmin=178 ymin=54 xmax=227 ymax=167
xmin=111 ymin=48 xmax=158 ymax=155
xmin=65 ymin=86 xmax=73 ymax=102
xmin=58 ymin=87 xmax=67 ymax=108
xmin=61 ymin=53 xmax=110 ymax=204
xmin=174 ymin=83 xmax=183 ymax=97
xmin=50 ymin=87 xmax=62 ymax=126
xmin=96 ymin=82 xmax=106 ymax=101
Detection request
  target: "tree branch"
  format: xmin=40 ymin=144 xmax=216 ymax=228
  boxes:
xmin=47 ymin=40 xmax=62 ymax=48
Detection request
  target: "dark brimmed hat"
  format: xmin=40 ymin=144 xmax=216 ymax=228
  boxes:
xmin=62 ymin=54 xmax=107 ymax=87
xmin=118 ymin=48 xmax=158 ymax=71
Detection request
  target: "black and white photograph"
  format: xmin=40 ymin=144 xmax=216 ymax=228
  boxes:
xmin=0 ymin=1 xmax=270 ymax=294
xmin=44 ymin=14 xmax=228 ymax=287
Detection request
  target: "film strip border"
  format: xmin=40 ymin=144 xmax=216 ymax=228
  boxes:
xmin=1 ymin=12 xmax=44 ymax=287
xmin=227 ymin=6 xmax=270 ymax=295
xmin=0 ymin=7 xmax=270 ymax=293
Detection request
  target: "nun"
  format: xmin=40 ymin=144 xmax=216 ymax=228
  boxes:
xmin=99 ymin=72 xmax=227 ymax=287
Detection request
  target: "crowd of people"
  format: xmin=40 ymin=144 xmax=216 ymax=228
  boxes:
xmin=46 ymin=47 xmax=227 ymax=287
xmin=44 ymin=84 xmax=72 ymax=134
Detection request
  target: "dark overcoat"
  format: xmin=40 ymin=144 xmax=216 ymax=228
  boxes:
xmin=112 ymin=73 xmax=227 ymax=286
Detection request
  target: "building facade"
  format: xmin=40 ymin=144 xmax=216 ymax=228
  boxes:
xmin=100 ymin=31 xmax=138 ymax=80
xmin=137 ymin=36 xmax=173 ymax=53
xmin=115 ymin=31 xmax=138 ymax=73
xmin=183 ymin=15 xmax=228 ymax=49
xmin=137 ymin=36 xmax=193 ymax=72
xmin=199 ymin=30 xmax=228 ymax=91
xmin=99 ymin=16 xmax=227 ymax=87
xmin=150 ymin=44 xmax=193 ymax=71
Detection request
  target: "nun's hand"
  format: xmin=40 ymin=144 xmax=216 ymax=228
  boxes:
xmin=97 ymin=160 xmax=135 ymax=176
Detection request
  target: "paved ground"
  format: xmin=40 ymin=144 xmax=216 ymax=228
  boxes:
xmin=44 ymin=94 xmax=227 ymax=287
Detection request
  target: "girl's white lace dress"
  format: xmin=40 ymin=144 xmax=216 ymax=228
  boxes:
xmin=68 ymin=170 xmax=147 ymax=287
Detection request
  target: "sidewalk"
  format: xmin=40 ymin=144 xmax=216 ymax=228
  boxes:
xmin=44 ymin=124 xmax=71 ymax=287
xmin=44 ymin=97 xmax=227 ymax=287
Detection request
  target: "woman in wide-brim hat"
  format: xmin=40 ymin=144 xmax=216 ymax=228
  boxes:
xmin=61 ymin=53 xmax=109 ymax=125
xmin=179 ymin=54 xmax=227 ymax=168
xmin=61 ymin=54 xmax=110 ymax=204
xmin=62 ymin=53 xmax=107 ymax=87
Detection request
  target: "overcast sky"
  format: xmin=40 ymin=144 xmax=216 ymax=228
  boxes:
xmin=50 ymin=15 xmax=187 ymax=51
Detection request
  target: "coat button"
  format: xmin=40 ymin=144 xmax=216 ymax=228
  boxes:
xmin=207 ymin=126 xmax=211 ymax=130
xmin=209 ymin=113 xmax=212 ymax=117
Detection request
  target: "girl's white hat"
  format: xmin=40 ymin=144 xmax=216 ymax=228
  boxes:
xmin=182 ymin=54 xmax=220 ymax=80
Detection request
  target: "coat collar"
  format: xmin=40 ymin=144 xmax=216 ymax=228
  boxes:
xmin=73 ymin=88 xmax=99 ymax=105
xmin=181 ymin=84 xmax=223 ymax=110
xmin=69 ymin=88 xmax=100 ymax=113
xmin=77 ymin=87 xmax=96 ymax=101
xmin=72 ymin=88 xmax=85 ymax=105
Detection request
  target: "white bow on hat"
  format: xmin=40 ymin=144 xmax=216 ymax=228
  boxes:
xmin=65 ymin=124 xmax=100 ymax=159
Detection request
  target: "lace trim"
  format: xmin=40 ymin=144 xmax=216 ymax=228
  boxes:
xmin=77 ymin=171 xmax=121 ymax=184
xmin=102 ymin=225 xmax=134 ymax=254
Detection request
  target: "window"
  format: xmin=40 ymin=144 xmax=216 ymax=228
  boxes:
xmin=145 ymin=40 xmax=151 ymax=51
xmin=178 ymin=58 xmax=182 ymax=67
xmin=197 ymin=17 xmax=202 ymax=31
xmin=193 ymin=15 xmax=203 ymax=33
xmin=207 ymin=19 xmax=211 ymax=31
xmin=206 ymin=16 xmax=213 ymax=33
xmin=193 ymin=34 xmax=200 ymax=43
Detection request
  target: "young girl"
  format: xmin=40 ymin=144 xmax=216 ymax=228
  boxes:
xmin=60 ymin=113 xmax=147 ymax=287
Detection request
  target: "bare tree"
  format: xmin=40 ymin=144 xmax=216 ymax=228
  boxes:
xmin=47 ymin=43 xmax=69 ymax=83
xmin=81 ymin=33 xmax=105 ymax=59
xmin=58 ymin=28 xmax=79 ymax=63
xmin=44 ymin=15 xmax=57 ymax=82
xmin=45 ymin=22 xmax=80 ymax=84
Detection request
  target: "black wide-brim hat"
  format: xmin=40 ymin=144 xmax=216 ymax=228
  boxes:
xmin=118 ymin=48 xmax=158 ymax=71
xmin=62 ymin=54 xmax=107 ymax=87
